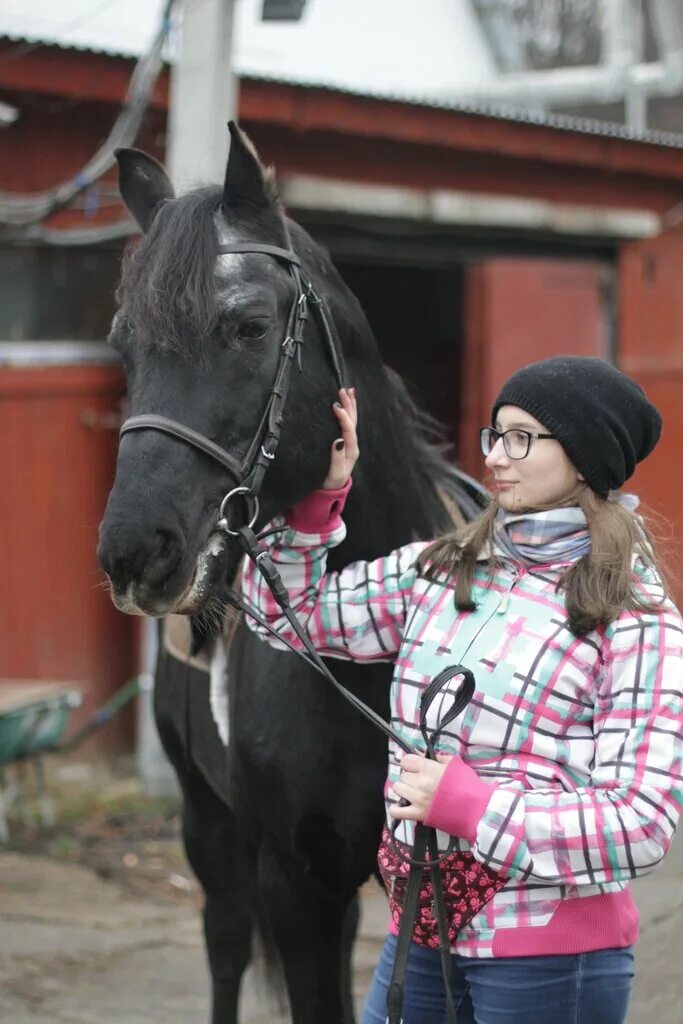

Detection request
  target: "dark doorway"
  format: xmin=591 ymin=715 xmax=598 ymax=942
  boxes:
xmin=335 ymin=261 xmax=464 ymax=451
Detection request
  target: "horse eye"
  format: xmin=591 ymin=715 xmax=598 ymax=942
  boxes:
xmin=238 ymin=318 xmax=271 ymax=342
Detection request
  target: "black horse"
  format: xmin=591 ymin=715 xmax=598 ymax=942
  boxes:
xmin=98 ymin=123 xmax=483 ymax=1024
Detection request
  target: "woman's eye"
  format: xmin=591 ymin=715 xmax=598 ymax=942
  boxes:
xmin=238 ymin=318 xmax=270 ymax=342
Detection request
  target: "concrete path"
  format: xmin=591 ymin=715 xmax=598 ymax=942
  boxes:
xmin=1 ymin=840 xmax=681 ymax=1023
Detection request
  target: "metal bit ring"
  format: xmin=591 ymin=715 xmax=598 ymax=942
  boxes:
xmin=216 ymin=486 xmax=259 ymax=537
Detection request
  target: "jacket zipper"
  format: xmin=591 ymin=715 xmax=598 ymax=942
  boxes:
xmin=496 ymin=565 xmax=524 ymax=614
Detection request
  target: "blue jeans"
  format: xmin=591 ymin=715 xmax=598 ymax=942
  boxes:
xmin=362 ymin=933 xmax=634 ymax=1024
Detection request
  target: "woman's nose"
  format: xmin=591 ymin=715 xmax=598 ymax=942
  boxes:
xmin=485 ymin=436 xmax=509 ymax=469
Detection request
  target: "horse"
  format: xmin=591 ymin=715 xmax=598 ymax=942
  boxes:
xmin=97 ymin=122 xmax=484 ymax=1024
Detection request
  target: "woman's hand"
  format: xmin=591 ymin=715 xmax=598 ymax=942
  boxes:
xmin=389 ymin=752 xmax=452 ymax=822
xmin=322 ymin=387 xmax=358 ymax=490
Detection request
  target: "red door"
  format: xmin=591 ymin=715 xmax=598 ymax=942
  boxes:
xmin=459 ymin=258 xmax=611 ymax=479
xmin=619 ymin=229 xmax=683 ymax=607
xmin=0 ymin=361 xmax=137 ymax=747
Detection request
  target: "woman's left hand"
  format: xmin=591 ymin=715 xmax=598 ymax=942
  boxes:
xmin=389 ymin=752 xmax=452 ymax=822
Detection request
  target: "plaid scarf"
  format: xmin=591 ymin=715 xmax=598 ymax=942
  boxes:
xmin=494 ymin=494 xmax=642 ymax=567
xmin=494 ymin=506 xmax=591 ymax=566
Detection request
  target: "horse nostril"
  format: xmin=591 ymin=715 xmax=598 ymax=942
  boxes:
xmin=144 ymin=528 xmax=185 ymax=588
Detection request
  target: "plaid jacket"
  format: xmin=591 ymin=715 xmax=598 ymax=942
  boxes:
xmin=242 ymin=487 xmax=683 ymax=957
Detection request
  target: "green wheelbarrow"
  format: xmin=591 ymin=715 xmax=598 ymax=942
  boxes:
xmin=0 ymin=677 xmax=140 ymax=840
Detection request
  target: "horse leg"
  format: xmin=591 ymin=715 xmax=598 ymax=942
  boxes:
xmin=340 ymin=894 xmax=361 ymax=1024
xmin=257 ymin=844 xmax=360 ymax=1024
xmin=182 ymin=769 xmax=254 ymax=1024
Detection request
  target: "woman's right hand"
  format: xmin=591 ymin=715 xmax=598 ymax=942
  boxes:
xmin=322 ymin=387 xmax=358 ymax=490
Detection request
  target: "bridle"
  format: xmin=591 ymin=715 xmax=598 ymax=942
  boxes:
xmin=119 ymin=241 xmax=345 ymax=535
xmin=116 ymin=238 xmax=472 ymax=1024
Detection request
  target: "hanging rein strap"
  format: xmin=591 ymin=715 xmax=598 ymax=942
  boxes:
xmin=228 ymin=524 xmax=475 ymax=1024
xmin=386 ymin=664 xmax=475 ymax=1024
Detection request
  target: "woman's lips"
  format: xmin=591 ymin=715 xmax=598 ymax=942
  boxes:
xmin=491 ymin=480 xmax=516 ymax=491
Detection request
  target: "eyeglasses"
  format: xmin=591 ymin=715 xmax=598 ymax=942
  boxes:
xmin=480 ymin=426 xmax=556 ymax=460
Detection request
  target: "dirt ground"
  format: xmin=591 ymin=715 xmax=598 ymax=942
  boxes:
xmin=2 ymin=754 xmax=683 ymax=1023
xmin=3 ymin=756 xmax=201 ymax=912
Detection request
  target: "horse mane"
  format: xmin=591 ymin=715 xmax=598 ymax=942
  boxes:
xmin=381 ymin=366 xmax=488 ymax=528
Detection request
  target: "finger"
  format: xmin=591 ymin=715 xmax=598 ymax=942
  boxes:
xmin=400 ymin=754 xmax=425 ymax=773
xmin=392 ymin=780 xmax=416 ymax=801
xmin=348 ymin=388 xmax=358 ymax=428
xmin=329 ymin=437 xmax=346 ymax=464
xmin=389 ymin=802 xmax=421 ymax=821
xmin=334 ymin=408 xmax=358 ymax=454
xmin=436 ymin=753 xmax=453 ymax=763
xmin=333 ymin=401 xmax=354 ymax=430
xmin=339 ymin=387 xmax=357 ymax=428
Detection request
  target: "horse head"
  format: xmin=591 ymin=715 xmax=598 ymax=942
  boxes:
xmin=98 ymin=123 xmax=353 ymax=618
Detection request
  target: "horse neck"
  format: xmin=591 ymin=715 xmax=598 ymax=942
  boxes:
xmin=289 ymin=223 xmax=450 ymax=566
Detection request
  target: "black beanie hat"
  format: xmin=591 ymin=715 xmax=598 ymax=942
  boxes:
xmin=491 ymin=356 xmax=662 ymax=497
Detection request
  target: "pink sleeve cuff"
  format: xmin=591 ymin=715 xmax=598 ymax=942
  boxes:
xmin=286 ymin=478 xmax=352 ymax=534
xmin=423 ymin=755 xmax=494 ymax=845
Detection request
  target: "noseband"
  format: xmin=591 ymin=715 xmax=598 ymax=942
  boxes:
xmin=119 ymin=242 xmax=345 ymax=533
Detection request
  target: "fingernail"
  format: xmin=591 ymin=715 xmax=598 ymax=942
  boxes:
xmin=333 ymin=402 xmax=342 ymax=409
xmin=350 ymin=387 xmax=356 ymax=397
xmin=334 ymin=439 xmax=345 ymax=451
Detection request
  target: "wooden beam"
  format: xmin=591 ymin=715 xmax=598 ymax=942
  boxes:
xmin=3 ymin=40 xmax=683 ymax=215
xmin=238 ymin=80 xmax=683 ymax=185
xmin=0 ymin=40 xmax=169 ymax=109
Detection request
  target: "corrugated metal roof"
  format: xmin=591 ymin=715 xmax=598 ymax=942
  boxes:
xmin=3 ymin=0 xmax=683 ymax=149
xmin=0 ymin=0 xmax=162 ymax=59
xmin=240 ymin=71 xmax=683 ymax=150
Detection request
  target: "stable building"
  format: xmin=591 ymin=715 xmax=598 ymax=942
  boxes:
xmin=2 ymin=5 xmax=683 ymax=743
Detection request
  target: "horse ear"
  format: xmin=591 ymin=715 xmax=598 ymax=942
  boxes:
xmin=115 ymin=148 xmax=174 ymax=233
xmin=223 ymin=121 xmax=274 ymax=209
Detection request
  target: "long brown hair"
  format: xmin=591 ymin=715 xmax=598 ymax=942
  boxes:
xmin=418 ymin=489 xmax=669 ymax=636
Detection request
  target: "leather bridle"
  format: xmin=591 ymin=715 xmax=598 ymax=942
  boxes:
xmin=119 ymin=242 xmax=345 ymax=534
xmin=116 ymin=237 xmax=472 ymax=1024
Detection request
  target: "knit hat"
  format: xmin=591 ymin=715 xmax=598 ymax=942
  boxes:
xmin=491 ymin=356 xmax=662 ymax=497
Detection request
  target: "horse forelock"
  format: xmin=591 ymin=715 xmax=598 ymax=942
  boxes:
xmin=117 ymin=185 xmax=288 ymax=354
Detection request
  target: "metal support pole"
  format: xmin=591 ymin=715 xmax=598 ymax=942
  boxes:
xmin=167 ymin=0 xmax=237 ymax=190
xmin=137 ymin=618 xmax=179 ymax=797
xmin=135 ymin=0 xmax=238 ymax=795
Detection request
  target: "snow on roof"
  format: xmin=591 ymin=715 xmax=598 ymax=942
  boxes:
xmin=0 ymin=0 xmax=498 ymax=103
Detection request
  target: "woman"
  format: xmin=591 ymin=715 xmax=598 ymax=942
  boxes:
xmin=242 ymin=356 xmax=683 ymax=1024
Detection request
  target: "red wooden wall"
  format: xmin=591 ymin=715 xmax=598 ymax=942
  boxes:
xmin=0 ymin=365 xmax=136 ymax=746
xmin=619 ymin=229 xmax=683 ymax=608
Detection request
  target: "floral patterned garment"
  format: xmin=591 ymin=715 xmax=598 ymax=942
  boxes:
xmin=377 ymin=828 xmax=507 ymax=948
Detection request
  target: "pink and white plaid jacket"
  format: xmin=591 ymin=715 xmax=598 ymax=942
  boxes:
xmin=242 ymin=483 xmax=683 ymax=958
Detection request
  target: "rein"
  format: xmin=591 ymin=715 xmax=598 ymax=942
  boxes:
xmin=117 ymin=240 xmax=474 ymax=1024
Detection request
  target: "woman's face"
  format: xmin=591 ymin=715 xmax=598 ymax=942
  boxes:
xmin=485 ymin=405 xmax=583 ymax=512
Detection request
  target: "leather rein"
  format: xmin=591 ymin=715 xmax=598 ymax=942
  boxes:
xmin=117 ymin=240 xmax=473 ymax=1024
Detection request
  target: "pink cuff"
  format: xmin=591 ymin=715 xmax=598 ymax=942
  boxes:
xmin=286 ymin=478 xmax=352 ymax=534
xmin=423 ymin=756 xmax=494 ymax=845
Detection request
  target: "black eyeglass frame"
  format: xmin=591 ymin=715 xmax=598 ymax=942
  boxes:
xmin=480 ymin=426 xmax=556 ymax=460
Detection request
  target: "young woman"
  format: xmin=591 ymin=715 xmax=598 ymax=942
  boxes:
xmin=242 ymin=356 xmax=683 ymax=1024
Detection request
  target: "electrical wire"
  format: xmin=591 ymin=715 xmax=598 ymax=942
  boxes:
xmin=0 ymin=0 xmax=177 ymax=229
